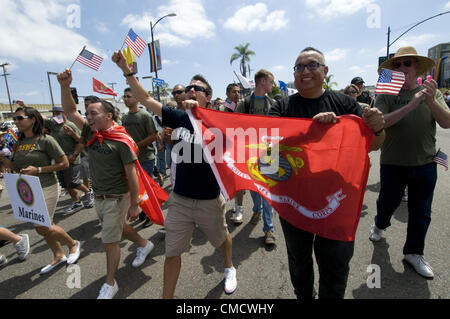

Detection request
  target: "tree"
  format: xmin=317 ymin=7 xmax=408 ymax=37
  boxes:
xmin=323 ymin=74 xmax=338 ymax=90
xmin=230 ymin=43 xmax=255 ymax=78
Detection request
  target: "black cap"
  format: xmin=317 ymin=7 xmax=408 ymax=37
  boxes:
xmin=351 ymin=77 xmax=364 ymax=85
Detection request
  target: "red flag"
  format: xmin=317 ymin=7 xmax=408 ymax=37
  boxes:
xmin=87 ymin=123 xmax=168 ymax=225
xmin=188 ymin=107 xmax=374 ymax=241
xmin=93 ymin=78 xmax=118 ymax=96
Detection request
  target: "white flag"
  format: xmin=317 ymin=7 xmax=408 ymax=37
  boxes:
xmin=235 ymin=72 xmax=255 ymax=89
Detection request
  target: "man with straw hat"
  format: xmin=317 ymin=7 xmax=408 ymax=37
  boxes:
xmin=370 ymin=46 xmax=450 ymax=278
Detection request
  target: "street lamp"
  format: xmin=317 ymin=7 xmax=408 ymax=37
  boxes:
xmin=47 ymin=72 xmax=58 ymax=107
xmin=0 ymin=63 xmax=13 ymax=112
xmin=150 ymin=13 xmax=176 ymax=101
xmin=386 ymin=11 xmax=450 ymax=58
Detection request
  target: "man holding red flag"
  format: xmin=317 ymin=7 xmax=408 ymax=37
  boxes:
xmin=269 ymin=47 xmax=385 ymax=299
xmin=57 ymin=69 xmax=163 ymax=299
xmin=112 ymin=50 xmax=237 ymax=298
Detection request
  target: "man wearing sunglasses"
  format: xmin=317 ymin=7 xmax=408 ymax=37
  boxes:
xmin=269 ymin=47 xmax=385 ymax=299
xmin=112 ymin=50 xmax=237 ymax=298
xmin=171 ymin=84 xmax=186 ymax=110
xmin=370 ymin=46 xmax=450 ymax=279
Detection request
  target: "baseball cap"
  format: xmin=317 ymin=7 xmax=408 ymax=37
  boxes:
xmin=351 ymin=77 xmax=365 ymax=85
xmin=51 ymin=106 xmax=65 ymax=112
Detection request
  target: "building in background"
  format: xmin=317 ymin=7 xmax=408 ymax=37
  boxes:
xmin=428 ymin=42 xmax=450 ymax=88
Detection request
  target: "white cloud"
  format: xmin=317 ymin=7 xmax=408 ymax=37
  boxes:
xmin=271 ymin=65 xmax=286 ymax=72
xmin=305 ymin=0 xmax=375 ymax=18
xmin=95 ymin=22 xmax=109 ymax=33
xmin=444 ymin=1 xmax=450 ymax=10
xmin=0 ymin=0 xmax=102 ymax=64
xmin=325 ymin=48 xmax=348 ymax=62
xmin=224 ymin=3 xmax=288 ymax=32
xmin=121 ymin=0 xmax=215 ymax=48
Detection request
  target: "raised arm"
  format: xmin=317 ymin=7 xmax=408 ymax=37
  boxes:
xmin=112 ymin=50 xmax=163 ymax=117
xmin=56 ymin=69 xmax=86 ymax=130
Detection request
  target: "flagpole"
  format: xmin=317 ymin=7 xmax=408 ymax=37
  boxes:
xmin=69 ymin=45 xmax=86 ymax=70
xmin=120 ymin=29 xmax=131 ymax=51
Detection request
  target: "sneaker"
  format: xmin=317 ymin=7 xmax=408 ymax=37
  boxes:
xmin=132 ymin=240 xmax=154 ymax=268
xmin=82 ymin=191 xmax=95 ymax=208
xmin=404 ymin=254 xmax=434 ymax=278
xmin=97 ymin=280 xmax=119 ymax=299
xmin=264 ymin=231 xmax=276 ymax=245
xmin=67 ymin=241 xmax=81 ymax=264
xmin=64 ymin=201 xmax=84 ymax=215
xmin=40 ymin=255 xmax=67 ymax=275
xmin=250 ymin=211 xmax=261 ymax=225
xmin=0 ymin=254 xmax=7 ymax=266
xmin=224 ymin=267 xmax=237 ymax=294
xmin=369 ymin=224 xmax=384 ymax=242
xmin=233 ymin=205 xmax=243 ymax=225
xmin=158 ymin=227 xmax=166 ymax=235
xmin=14 ymin=234 xmax=30 ymax=261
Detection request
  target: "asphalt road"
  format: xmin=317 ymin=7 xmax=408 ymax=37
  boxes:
xmin=0 ymin=127 xmax=448 ymax=300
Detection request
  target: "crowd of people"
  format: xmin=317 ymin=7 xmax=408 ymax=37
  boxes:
xmin=0 ymin=45 xmax=449 ymax=299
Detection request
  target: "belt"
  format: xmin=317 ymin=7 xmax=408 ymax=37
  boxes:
xmin=95 ymin=194 xmax=123 ymax=200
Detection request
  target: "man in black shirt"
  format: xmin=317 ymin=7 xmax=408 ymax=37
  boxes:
xmin=269 ymin=47 xmax=385 ymax=299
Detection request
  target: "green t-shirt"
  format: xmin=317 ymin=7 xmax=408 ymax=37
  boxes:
xmin=375 ymin=88 xmax=448 ymax=166
xmin=235 ymin=95 xmax=273 ymax=115
xmin=45 ymin=119 xmax=81 ymax=165
xmin=121 ymin=109 xmax=157 ymax=163
xmin=81 ymin=123 xmax=137 ymax=195
xmin=12 ymin=134 xmax=65 ymax=188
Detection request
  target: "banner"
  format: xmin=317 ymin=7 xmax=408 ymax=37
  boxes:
xmin=187 ymin=107 xmax=373 ymax=241
xmin=149 ymin=40 xmax=162 ymax=73
xmin=3 ymin=174 xmax=52 ymax=228
xmin=93 ymin=78 xmax=118 ymax=96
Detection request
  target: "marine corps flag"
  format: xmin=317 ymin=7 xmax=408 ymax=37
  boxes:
xmin=93 ymin=78 xmax=117 ymax=96
xmin=188 ymin=107 xmax=374 ymax=241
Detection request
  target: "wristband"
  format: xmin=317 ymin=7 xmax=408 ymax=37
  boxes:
xmin=123 ymin=72 xmax=136 ymax=77
xmin=38 ymin=167 xmax=42 ymax=174
xmin=373 ymin=129 xmax=384 ymax=136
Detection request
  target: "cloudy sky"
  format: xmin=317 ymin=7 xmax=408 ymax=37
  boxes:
xmin=0 ymin=0 xmax=449 ymax=105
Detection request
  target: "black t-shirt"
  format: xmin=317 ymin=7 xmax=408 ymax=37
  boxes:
xmin=162 ymin=106 xmax=220 ymax=199
xmin=356 ymin=91 xmax=372 ymax=105
xmin=269 ymin=90 xmax=363 ymax=118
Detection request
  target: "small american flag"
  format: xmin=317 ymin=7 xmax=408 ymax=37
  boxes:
xmin=434 ymin=149 xmax=448 ymax=171
xmin=125 ymin=28 xmax=147 ymax=57
xmin=375 ymin=69 xmax=405 ymax=95
xmin=76 ymin=48 xmax=103 ymax=71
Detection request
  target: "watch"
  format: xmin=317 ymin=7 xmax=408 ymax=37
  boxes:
xmin=123 ymin=72 xmax=136 ymax=77
xmin=38 ymin=167 xmax=42 ymax=174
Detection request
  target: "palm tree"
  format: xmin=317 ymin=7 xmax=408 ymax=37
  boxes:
xmin=323 ymin=74 xmax=338 ymax=90
xmin=230 ymin=43 xmax=255 ymax=78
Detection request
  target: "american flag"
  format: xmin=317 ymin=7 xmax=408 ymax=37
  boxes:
xmin=434 ymin=149 xmax=448 ymax=171
xmin=374 ymin=68 xmax=405 ymax=95
xmin=76 ymin=48 xmax=103 ymax=71
xmin=125 ymin=28 xmax=147 ymax=57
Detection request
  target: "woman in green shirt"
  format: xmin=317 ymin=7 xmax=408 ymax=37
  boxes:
xmin=0 ymin=107 xmax=81 ymax=274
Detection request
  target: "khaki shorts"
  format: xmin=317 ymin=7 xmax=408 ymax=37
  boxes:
xmin=37 ymin=183 xmax=60 ymax=227
xmin=95 ymin=193 xmax=129 ymax=244
xmin=165 ymin=192 xmax=229 ymax=257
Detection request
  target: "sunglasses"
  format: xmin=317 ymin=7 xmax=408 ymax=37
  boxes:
xmin=393 ymin=60 xmax=413 ymax=69
xmin=349 ymin=90 xmax=358 ymax=94
xmin=172 ymin=90 xmax=184 ymax=96
xmin=185 ymin=85 xmax=207 ymax=93
xmin=13 ymin=115 xmax=31 ymax=121
xmin=294 ymin=61 xmax=325 ymax=72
